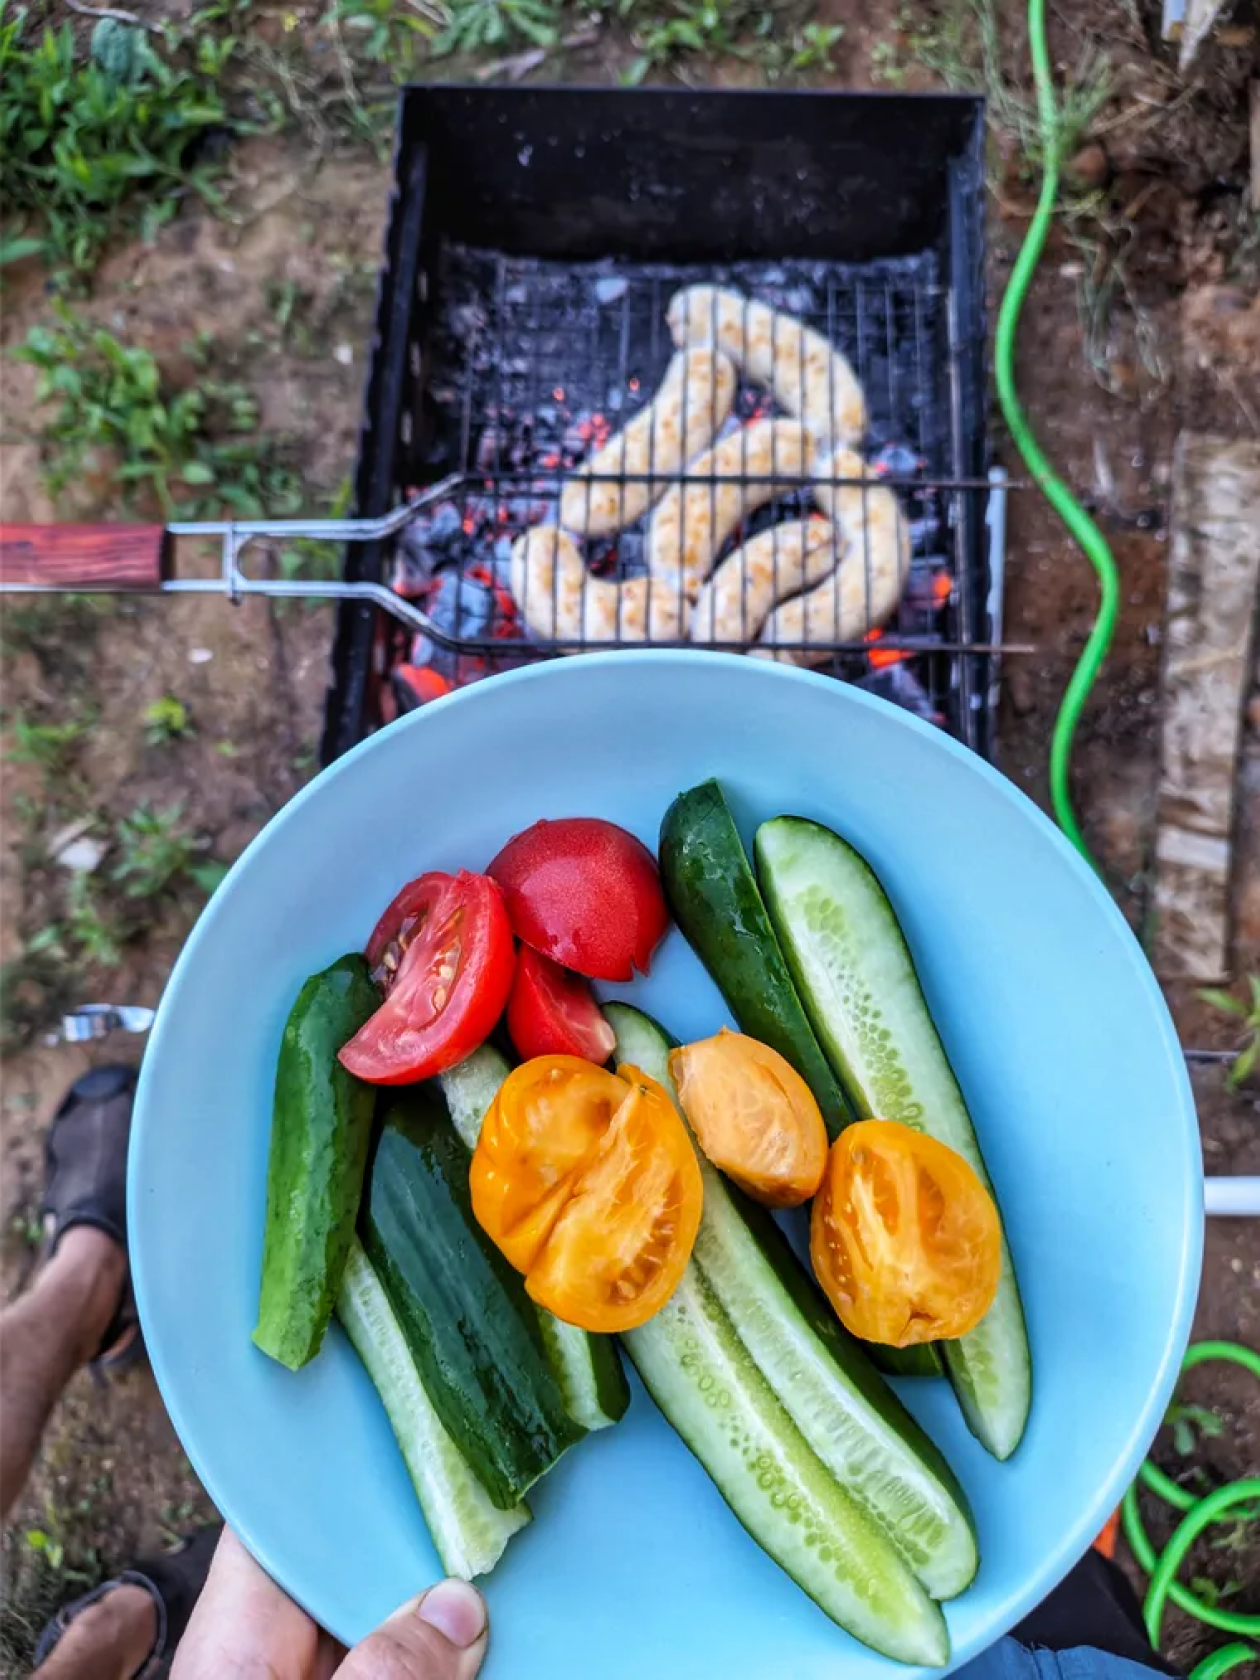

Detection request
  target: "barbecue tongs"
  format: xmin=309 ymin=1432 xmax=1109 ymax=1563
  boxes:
xmin=0 ymin=479 xmax=469 ymax=643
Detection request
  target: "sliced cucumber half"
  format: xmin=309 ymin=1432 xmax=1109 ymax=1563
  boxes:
xmin=624 ymin=1264 xmax=949 ymax=1666
xmin=337 ymin=1238 xmax=530 ymax=1579
xmin=755 ymin=816 xmax=1032 ymax=1462
xmin=696 ymin=1187 xmax=977 ymax=1599
xmin=607 ymin=1002 xmax=978 ymax=1601
xmin=439 ymin=1043 xmax=512 ymax=1152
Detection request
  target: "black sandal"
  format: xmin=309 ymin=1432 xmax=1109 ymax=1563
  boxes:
xmin=40 ymin=1065 xmax=142 ymax=1374
xmin=32 ymin=1523 xmax=223 ymax=1678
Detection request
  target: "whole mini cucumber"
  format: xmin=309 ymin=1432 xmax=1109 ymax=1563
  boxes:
xmin=254 ymin=954 xmax=379 ymax=1371
xmin=658 ymin=780 xmax=849 ymax=1137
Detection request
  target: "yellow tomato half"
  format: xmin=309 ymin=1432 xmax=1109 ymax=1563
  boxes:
xmin=810 ymin=1119 xmax=1001 ymax=1346
xmin=471 ymin=1057 xmax=702 ymax=1333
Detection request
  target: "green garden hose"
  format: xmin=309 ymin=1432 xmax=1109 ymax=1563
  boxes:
xmin=1120 ymin=1343 xmax=1260 ymax=1678
xmin=995 ymin=5 xmax=1259 ymax=1675
xmin=994 ymin=0 xmax=1120 ymax=866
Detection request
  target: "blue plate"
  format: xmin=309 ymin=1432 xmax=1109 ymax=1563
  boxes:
xmin=129 ymin=652 xmax=1201 ymax=1678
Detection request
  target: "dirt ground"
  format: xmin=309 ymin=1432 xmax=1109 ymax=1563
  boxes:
xmin=2 ymin=0 xmax=1257 ymax=1671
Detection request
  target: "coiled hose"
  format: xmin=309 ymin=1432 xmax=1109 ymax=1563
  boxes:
xmin=1121 ymin=1343 xmax=1260 ymax=1679
xmin=993 ymin=5 xmax=1259 ymax=1674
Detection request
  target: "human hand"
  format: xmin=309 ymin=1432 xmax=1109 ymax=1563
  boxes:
xmin=171 ymin=1528 xmax=488 ymax=1680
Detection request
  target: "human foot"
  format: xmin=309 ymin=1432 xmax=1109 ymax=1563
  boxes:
xmin=32 ymin=1525 xmax=223 ymax=1680
xmin=41 ymin=1066 xmax=139 ymax=1368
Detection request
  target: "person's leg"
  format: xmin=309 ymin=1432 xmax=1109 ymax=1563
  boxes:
xmin=31 ymin=1527 xmax=222 ymax=1680
xmin=0 ymin=1065 xmax=136 ymax=1520
xmin=29 ymin=1584 xmax=157 ymax=1680
xmin=0 ymin=1226 xmax=125 ymax=1518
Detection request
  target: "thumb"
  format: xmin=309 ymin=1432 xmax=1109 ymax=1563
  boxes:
xmin=336 ymin=1579 xmax=488 ymax=1680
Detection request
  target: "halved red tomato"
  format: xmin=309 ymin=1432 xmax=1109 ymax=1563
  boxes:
xmin=506 ymin=946 xmax=616 ymax=1064
xmin=487 ymin=817 xmax=669 ymax=982
xmin=365 ymin=872 xmax=446 ymax=988
xmin=340 ymin=870 xmax=514 ymax=1085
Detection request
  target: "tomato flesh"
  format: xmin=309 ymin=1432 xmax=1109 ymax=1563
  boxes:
xmin=669 ymin=1028 xmax=827 ymax=1207
xmin=810 ymin=1119 xmax=1001 ymax=1346
xmin=487 ymin=817 xmax=669 ymax=982
xmin=364 ymin=872 xmax=449 ymax=990
xmin=339 ymin=870 xmax=514 ymax=1085
xmin=506 ymin=946 xmax=616 ymax=1064
xmin=526 ymin=1078 xmax=701 ymax=1331
xmin=471 ymin=1058 xmax=624 ymax=1272
xmin=471 ymin=1058 xmax=702 ymax=1332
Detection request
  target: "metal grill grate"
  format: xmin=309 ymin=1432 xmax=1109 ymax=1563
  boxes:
xmin=381 ymin=251 xmax=995 ymax=739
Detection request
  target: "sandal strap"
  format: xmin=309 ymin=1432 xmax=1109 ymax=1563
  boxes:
xmin=31 ymin=1526 xmax=222 ymax=1676
xmin=31 ymin=1571 xmax=165 ymax=1677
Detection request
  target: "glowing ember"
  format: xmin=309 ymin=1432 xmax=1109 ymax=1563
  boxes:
xmin=395 ymin=664 xmax=453 ymax=704
xmin=865 ymin=627 xmax=912 ymax=670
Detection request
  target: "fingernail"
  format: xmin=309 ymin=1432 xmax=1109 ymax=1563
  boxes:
xmin=418 ymin=1579 xmax=486 ymax=1648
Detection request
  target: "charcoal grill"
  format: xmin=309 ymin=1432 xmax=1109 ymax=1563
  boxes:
xmin=329 ymin=86 xmax=998 ymax=760
xmin=0 ymin=88 xmax=1002 ymax=761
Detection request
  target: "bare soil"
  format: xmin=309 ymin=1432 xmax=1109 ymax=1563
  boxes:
xmin=2 ymin=3 xmax=1258 ymax=1670
xmin=1 ymin=136 xmax=384 ymax=1669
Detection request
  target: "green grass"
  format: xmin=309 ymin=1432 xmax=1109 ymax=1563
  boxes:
xmin=598 ymin=0 xmax=843 ymax=81
xmin=1199 ymin=977 xmax=1260 ymax=1089
xmin=17 ymin=305 xmax=302 ymax=520
xmin=144 ymin=694 xmax=195 ymax=747
xmin=0 ymin=9 xmax=232 ymax=284
xmin=64 ymin=875 xmax=125 ymax=966
xmin=3 ymin=712 xmax=95 ymax=776
xmin=869 ymin=36 xmax=908 ymax=85
xmin=110 ymin=802 xmax=198 ymax=900
xmin=335 ymin=0 xmax=445 ymax=62
xmin=334 ymin=0 xmax=842 ymax=77
xmin=902 ymin=0 xmax=1112 ymax=163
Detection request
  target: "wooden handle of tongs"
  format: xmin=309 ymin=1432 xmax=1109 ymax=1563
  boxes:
xmin=0 ymin=523 xmax=172 ymax=589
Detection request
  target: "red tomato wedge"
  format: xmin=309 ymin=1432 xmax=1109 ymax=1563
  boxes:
xmin=340 ymin=870 xmax=514 ymax=1085
xmin=487 ymin=817 xmax=669 ymax=982
xmin=506 ymin=946 xmax=616 ymax=1064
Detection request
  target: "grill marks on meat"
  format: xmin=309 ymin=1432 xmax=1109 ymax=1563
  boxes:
xmin=511 ymin=527 xmax=689 ymax=645
xmin=754 ymin=450 xmax=911 ymax=666
xmin=666 ymin=284 xmax=866 ymax=453
xmin=688 ymin=519 xmax=839 ymax=644
xmin=559 ymin=349 xmax=737 ymax=537
xmin=646 ymin=418 xmax=813 ymax=598
xmin=509 ymin=287 xmax=909 ymax=654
